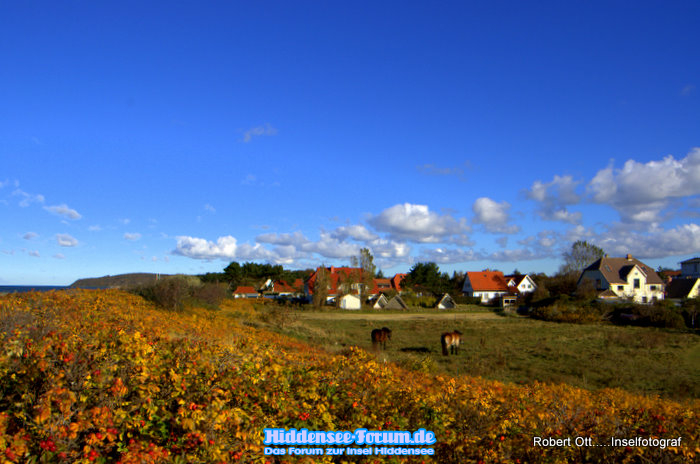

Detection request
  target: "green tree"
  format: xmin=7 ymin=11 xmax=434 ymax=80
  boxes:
xmin=403 ymin=262 xmax=450 ymax=295
xmin=560 ymin=241 xmax=605 ymax=276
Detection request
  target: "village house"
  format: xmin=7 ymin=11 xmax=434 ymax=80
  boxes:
xmin=232 ymin=286 xmax=259 ymax=299
xmin=577 ymin=254 xmax=665 ymax=304
xmin=680 ymin=257 xmax=700 ymax=279
xmin=462 ymin=270 xmax=511 ymax=304
xmin=504 ymin=274 xmax=537 ymax=294
xmin=304 ymin=267 xmax=406 ymax=306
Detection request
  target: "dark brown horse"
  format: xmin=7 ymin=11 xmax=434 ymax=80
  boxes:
xmin=441 ymin=330 xmax=462 ymax=356
xmin=371 ymin=327 xmax=392 ymax=351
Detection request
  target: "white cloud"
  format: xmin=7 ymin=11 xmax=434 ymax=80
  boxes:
xmin=681 ymin=84 xmax=695 ymax=96
xmin=124 ymin=233 xmax=142 ymax=241
xmin=472 ymin=197 xmax=519 ymax=233
xmin=526 ymin=175 xmax=582 ymax=224
xmin=13 ymin=189 xmax=45 ymax=207
xmin=204 ymin=204 xmax=216 ymax=213
xmin=44 ymin=204 xmax=82 ymax=220
xmin=23 ymin=232 xmax=38 ymax=240
xmin=29 ymin=250 xmax=40 ymax=258
xmin=368 ymin=203 xmax=469 ymax=242
xmin=331 ymin=225 xmax=379 ymax=242
xmin=242 ymin=123 xmax=278 ymax=143
xmin=53 ymin=253 xmax=65 ymax=259
xmin=256 ymin=231 xmax=310 ymax=247
xmin=174 ymin=235 xmax=277 ymax=261
xmin=587 ymin=148 xmax=700 ymax=222
xmin=56 ymin=234 xmax=78 ymax=247
xmin=174 ymin=235 xmax=240 ymax=260
xmin=487 ymin=248 xmax=545 ymax=262
xmin=88 ymin=225 xmax=102 ymax=232
xmin=301 ymin=232 xmax=361 ymax=260
xmin=596 ymin=223 xmax=700 ymax=259
xmin=417 ymin=247 xmax=482 ymax=264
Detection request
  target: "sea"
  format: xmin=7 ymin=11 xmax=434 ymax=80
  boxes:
xmin=0 ymin=285 xmax=69 ymax=294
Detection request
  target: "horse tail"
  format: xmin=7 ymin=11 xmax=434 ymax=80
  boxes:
xmin=441 ymin=333 xmax=449 ymax=356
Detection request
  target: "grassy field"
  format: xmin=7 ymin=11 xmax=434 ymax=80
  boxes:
xmin=259 ymin=306 xmax=700 ymax=401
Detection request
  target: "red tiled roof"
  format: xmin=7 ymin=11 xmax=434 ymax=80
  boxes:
xmin=233 ymin=286 xmax=257 ymax=294
xmin=391 ymin=273 xmax=406 ymax=291
xmin=307 ymin=267 xmax=364 ymax=295
xmin=466 ymin=271 xmax=508 ymax=292
xmin=371 ymin=278 xmax=392 ymax=294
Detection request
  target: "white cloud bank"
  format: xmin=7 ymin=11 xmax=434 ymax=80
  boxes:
xmin=588 ymin=147 xmax=700 ymax=223
xmin=368 ymin=203 xmax=470 ymax=243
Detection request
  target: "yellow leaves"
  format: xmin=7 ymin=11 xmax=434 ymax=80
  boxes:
xmin=34 ymin=406 xmax=51 ymax=424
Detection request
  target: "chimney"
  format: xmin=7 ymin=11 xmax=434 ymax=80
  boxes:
xmin=626 ymin=254 xmax=632 ymax=260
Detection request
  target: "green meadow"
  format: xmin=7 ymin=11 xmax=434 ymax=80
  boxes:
xmin=256 ymin=306 xmax=700 ymax=401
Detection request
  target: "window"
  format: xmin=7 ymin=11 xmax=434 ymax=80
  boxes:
xmin=634 ymin=279 xmax=640 ymax=289
xmin=642 ymin=296 xmax=647 ymax=303
xmin=649 ymin=285 xmax=656 ymax=291
xmin=617 ymin=285 xmax=624 ymax=291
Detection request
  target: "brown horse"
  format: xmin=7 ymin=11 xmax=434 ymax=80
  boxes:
xmin=441 ymin=330 xmax=462 ymax=356
xmin=371 ymin=327 xmax=392 ymax=351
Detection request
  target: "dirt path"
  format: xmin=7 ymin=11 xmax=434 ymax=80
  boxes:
xmin=295 ymin=311 xmax=503 ymax=321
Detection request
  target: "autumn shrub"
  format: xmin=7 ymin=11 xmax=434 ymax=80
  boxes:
xmin=607 ymin=303 xmax=687 ymax=329
xmin=0 ymin=290 xmax=697 ymax=464
xmin=190 ymin=281 xmax=228 ymax=308
xmin=452 ymin=295 xmax=481 ymax=305
xmin=135 ymin=276 xmax=229 ymax=312
xmin=529 ymin=298 xmax=603 ymax=324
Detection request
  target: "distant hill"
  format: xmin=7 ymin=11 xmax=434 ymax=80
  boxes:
xmin=70 ymin=273 xmax=171 ymax=289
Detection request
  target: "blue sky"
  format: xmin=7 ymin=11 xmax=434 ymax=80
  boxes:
xmin=2 ymin=1 xmax=699 ymax=285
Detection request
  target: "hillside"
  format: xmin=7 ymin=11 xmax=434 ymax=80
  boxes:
xmin=0 ymin=290 xmax=697 ymax=463
xmin=70 ymin=273 xmax=170 ymax=289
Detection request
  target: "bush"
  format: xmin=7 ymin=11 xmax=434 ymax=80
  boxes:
xmin=190 ymin=282 xmax=229 ymax=308
xmin=529 ymin=297 xmax=603 ymax=324
xmin=607 ymin=302 xmax=687 ymax=329
xmin=134 ymin=276 xmax=229 ymax=311
xmin=453 ymin=295 xmax=482 ymax=305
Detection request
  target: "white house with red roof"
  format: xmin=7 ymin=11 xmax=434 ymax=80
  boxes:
xmin=462 ymin=271 xmax=511 ymax=303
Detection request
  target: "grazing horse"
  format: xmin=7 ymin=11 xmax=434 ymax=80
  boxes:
xmin=441 ymin=330 xmax=462 ymax=356
xmin=371 ymin=327 xmax=392 ymax=351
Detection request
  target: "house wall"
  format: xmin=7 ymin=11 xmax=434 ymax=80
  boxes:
xmin=517 ymin=276 xmax=537 ymax=293
xmin=339 ymin=295 xmax=361 ymax=310
xmin=474 ymin=291 xmax=506 ymax=303
xmin=579 ymin=270 xmax=609 ymax=291
xmin=581 ymin=268 xmax=664 ymax=303
xmin=681 ymin=260 xmax=700 ymax=278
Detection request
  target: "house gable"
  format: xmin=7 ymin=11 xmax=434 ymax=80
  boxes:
xmin=579 ymin=255 xmax=665 ymax=303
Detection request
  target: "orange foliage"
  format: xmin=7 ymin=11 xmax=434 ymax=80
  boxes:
xmin=0 ymin=290 xmax=698 ymax=463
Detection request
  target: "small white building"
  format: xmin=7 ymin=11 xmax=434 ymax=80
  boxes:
xmin=504 ymin=274 xmax=537 ymax=294
xmin=339 ymin=294 xmax=361 ymax=310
